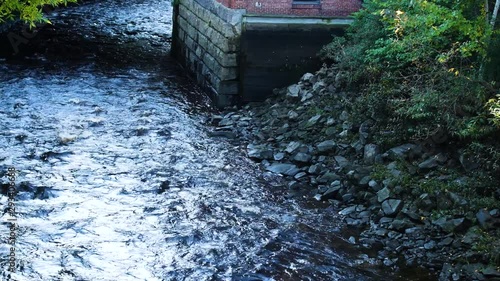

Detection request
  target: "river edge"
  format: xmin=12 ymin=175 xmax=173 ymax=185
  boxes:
xmin=209 ymin=65 xmax=500 ymax=281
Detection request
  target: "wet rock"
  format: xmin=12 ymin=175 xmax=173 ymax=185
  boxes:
xmin=339 ymin=111 xmax=349 ymax=121
xmin=285 ymin=141 xmax=301 ymax=154
xmin=424 ymin=240 xmax=436 ymax=250
xmin=377 ymin=187 xmax=391 ymax=203
xmin=300 ymin=72 xmax=314 ymax=83
xmin=266 ymin=163 xmax=300 ymax=176
xmin=381 ymin=199 xmax=403 ymax=216
xmin=305 ymin=114 xmax=322 ymax=128
xmin=390 ymin=219 xmax=413 ymax=232
xmin=316 ymin=140 xmax=336 ymax=153
xmin=339 ymin=205 xmax=357 ymax=216
xmin=369 ymin=180 xmax=382 ymax=192
xmin=386 ymin=144 xmax=417 ymax=161
xmin=247 ymin=144 xmax=273 ymax=160
xmin=317 ymin=172 xmax=340 ymax=183
xmin=294 ymin=172 xmax=307 ymax=180
xmin=363 ymin=144 xmax=379 ymax=165
xmin=293 ymin=152 xmax=312 ymax=163
xmin=209 ymin=131 xmax=237 ymax=139
xmin=438 ymin=237 xmax=454 ymax=247
xmin=348 ymin=236 xmax=356 ymax=244
xmin=416 ymin=193 xmax=435 ymax=211
xmin=321 ymin=185 xmax=341 ymax=201
xmin=433 ymin=217 xmax=471 ymax=233
xmin=475 ymin=209 xmax=492 ymax=229
xmin=273 ymin=152 xmax=285 ymax=161
xmin=334 ymin=156 xmax=349 ymax=169
xmin=286 ymin=84 xmax=300 ymax=98
xmin=288 ymin=110 xmax=299 ymax=120
xmin=418 ymin=157 xmax=439 ymax=170
xmin=158 ymin=180 xmax=170 ymax=194
xmin=308 ymin=164 xmax=322 ymax=175
xmin=301 ymin=91 xmax=314 ymax=102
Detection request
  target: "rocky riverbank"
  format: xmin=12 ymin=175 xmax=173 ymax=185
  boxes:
xmin=208 ymin=65 xmax=500 ymax=280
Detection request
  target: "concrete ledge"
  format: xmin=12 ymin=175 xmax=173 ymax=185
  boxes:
xmin=243 ymin=15 xmax=354 ymax=30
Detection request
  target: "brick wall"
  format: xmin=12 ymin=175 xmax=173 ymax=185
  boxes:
xmin=215 ymin=0 xmax=361 ymax=17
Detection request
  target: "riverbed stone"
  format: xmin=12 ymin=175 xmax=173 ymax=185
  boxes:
xmin=317 ymin=140 xmax=336 ymax=153
xmin=308 ymin=164 xmax=322 ymax=174
xmin=363 ymin=144 xmax=380 ymax=165
xmin=418 ymin=156 xmax=439 ymax=170
xmin=247 ymin=144 xmax=273 ymax=160
xmin=293 ymin=152 xmax=312 ymax=163
xmin=381 ymin=199 xmax=403 ymax=216
xmin=286 ymin=84 xmax=300 ymax=98
xmin=285 ymin=141 xmax=301 ymax=154
xmin=266 ymin=163 xmax=300 ymax=176
xmin=317 ymin=172 xmax=340 ymax=183
xmin=377 ymin=187 xmax=391 ymax=203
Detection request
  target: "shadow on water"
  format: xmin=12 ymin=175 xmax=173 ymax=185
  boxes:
xmin=0 ymin=0 xmax=437 ymax=280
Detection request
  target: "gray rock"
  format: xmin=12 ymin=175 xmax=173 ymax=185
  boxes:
xmin=247 ymin=144 xmax=273 ymax=160
xmin=274 ymin=152 xmax=285 ymax=161
xmin=339 ymin=206 xmax=357 ymax=216
xmin=381 ymin=199 xmax=403 ymax=216
xmin=308 ymin=164 xmax=322 ymax=174
xmin=386 ymin=144 xmax=417 ymax=160
xmin=208 ymin=131 xmax=237 ymax=139
xmin=334 ymin=156 xmax=349 ymax=169
xmin=301 ymin=91 xmax=314 ymax=102
xmin=418 ymin=157 xmax=439 ymax=170
xmin=363 ymin=144 xmax=380 ymax=165
xmin=390 ymin=219 xmax=413 ymax=231
xmin=424 ymin=240 xmax=436 ymax=250
xmin=293 ymin=152 xmax=312 ymax=163
xmin=317 ymin=140 xmax=336 ymax=153
xmin=348 ymin=236 xmax=356 ymax=244
xmin=359 ymin=176 xmax=371 ymax=187
xmin=288 ymin=110 xmax=299 ymax=120
xmin=305 ymin=114 xmax=322 ymax=127
xmin=377 ymin=187 xmax=391 ymax=203
xmin=317 ymin=172 xmax=341 ymax=183
xmin=476 ymin=208 xmax=492 ymax=229
xmin=416 ymin=193 xmax=435 ymax=211
xmin=369 ymin=180 xmax=381 ymax=191
xmin=321 ymin=185 xmax=341 ymax=200
xmin=301 ymin=72 xmax=314 ymax=82
xmin=266 ymin=163 xmax=300 ymax=176
xmin=359 ymin=119 xmax=375 ymax=142
xmin=286 ymin=84 xmax=301 ymax=98
xmin=294 ymin=172 xmax=307 ymax=180
xmin=433 ymin=217 xmax=471 ymax=233
xmin=285 ymin=141 xmax=301 ymax=154
xmin=339 ymin=110 xmax=349 ymax=121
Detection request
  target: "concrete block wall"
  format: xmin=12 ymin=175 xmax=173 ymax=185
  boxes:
xmin=215 ymin=0 xmax=362 ymax=17
xmin=173 ymin=0 xmax=245 ymax=107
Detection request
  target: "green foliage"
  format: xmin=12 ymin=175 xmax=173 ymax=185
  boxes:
xmin=321 ymin=0 xmax=500 ymax=147
xmin=0 ymin=0 xmax=77 ymax=27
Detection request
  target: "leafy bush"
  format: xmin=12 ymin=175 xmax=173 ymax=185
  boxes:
xmin=321 ymin=0 xmax=500 ymax=145
xmin=0 ymin=0 xmax=77 ymax=26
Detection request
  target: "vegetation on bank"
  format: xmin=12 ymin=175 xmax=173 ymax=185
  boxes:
xmin=0 ymin=0 xmax=77 ymax=27
xmin=320 ymin=0 xmax=500 ymax=190
xmin=318 ymin=0 xmax=500 ymax=268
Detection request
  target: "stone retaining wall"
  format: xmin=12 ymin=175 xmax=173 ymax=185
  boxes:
xmin=172 ymin=0 xmax=245 ymax=107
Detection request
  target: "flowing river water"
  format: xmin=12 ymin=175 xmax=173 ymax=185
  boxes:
xmin=0 ymin=0 xmax=435 ymax=280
